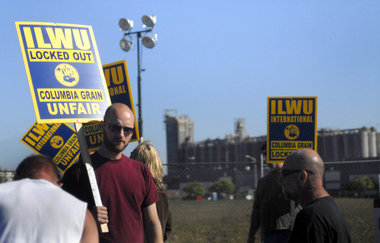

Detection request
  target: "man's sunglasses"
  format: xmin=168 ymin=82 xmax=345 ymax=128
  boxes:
xmin=106 ymin=123 xmax=134 ymax=136
xmin=281 ymin=169 xmax=314 ymax=179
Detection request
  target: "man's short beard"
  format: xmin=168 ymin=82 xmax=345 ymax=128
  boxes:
xmin=281 ymin=185 xmax=295 ymax=201
xmin=284 ymin=189 xmax=300 ymax=202
xmin=103 ymin=131 xmax=128 ymax=154
xmin=284 ymin=191 xmax=293 ymax=201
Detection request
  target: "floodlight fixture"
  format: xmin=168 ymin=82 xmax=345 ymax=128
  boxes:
xmin=118 ymin=15 xmax=158 ymax=141
xmin=142 ymin=15 xmax=156 ymax=29
xmin=246 ymin=155 xmax=257 ymax=163
xmin=119 ymin=18 xmax=133 ymax=32
xmin=120 ymin=38 xmax=133 ymax=52
xmin=142 ymin=34 xmax=157 ymax=49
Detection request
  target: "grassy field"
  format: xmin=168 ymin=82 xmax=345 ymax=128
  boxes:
xmin=166 ymin=198 xmax=374 ymax=243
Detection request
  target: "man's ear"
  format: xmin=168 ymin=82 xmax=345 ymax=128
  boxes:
xmin=100 ymin=121 xmax=105 ymax=132
xmin=299 ymin=170 xmax=308 ymax=185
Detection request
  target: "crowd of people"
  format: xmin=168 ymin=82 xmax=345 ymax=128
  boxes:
xmin=0 ymin=103 xmax=352 ymax=243
xmin=0 ymin=103 xmax=170 ymax=243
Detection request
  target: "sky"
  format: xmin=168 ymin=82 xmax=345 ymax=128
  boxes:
xmin=1 ymin=1 xmax=379 ymax=170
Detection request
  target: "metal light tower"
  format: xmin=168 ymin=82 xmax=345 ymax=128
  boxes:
xmin=246 ymin=155 xmax=258 ymax=189
xmin=119 ymin=15 xmax=157 ymax=141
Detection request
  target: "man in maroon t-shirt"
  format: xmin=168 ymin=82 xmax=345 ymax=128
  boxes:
xmin=62 ymin=103 xmax=163 ymax=243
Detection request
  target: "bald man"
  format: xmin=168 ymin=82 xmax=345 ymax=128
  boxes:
xmin=280 ymin=149 xmax=352 ymax=243
xmin=62 ymin=103 xmax=162 ymax=243
xmin=0 ymin=154 xmax=98 ymax=243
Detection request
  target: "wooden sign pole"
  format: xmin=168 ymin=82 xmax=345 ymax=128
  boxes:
xmin=74 ymin=123 xmax=109 ymax=233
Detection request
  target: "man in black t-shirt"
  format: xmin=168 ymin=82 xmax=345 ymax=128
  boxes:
xmin=280 ymin=148 xmax=352 ymax=243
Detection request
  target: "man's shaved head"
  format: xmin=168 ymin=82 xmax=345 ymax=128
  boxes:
xmin=280 ymin=149 xmax=328 ymax=206
xmin=99 ymin=103 xmax=135 ymax=159
xmin=103 ymin=103 xmax=133 ymax=123
xmin=284 ymin=148 xmax=324 ymax=177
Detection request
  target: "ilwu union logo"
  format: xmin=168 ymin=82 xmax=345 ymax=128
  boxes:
xmin=50 ymin=136 xmax=64 ymax=149
xmin=284 ymin=124 xmax=300 ymax=140
xmin=54 ymin=64 xmax=79 ymax=87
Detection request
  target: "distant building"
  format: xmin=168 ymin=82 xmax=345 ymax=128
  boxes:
xmin=164 ymin=112 xmax=380 ymax=193
xmin=164 ymin=110 xmax=194 ymax=167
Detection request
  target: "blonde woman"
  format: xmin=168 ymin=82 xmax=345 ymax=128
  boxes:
xmin=130 ymin=141 xmax=172 ymax=241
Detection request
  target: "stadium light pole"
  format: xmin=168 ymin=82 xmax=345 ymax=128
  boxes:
xmin=246 ymin=155 xmax=258 ymax=189
xmin=119 ymin=16 xmax=157 ymax=142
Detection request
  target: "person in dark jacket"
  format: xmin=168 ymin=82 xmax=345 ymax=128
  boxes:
xmin=131 ymin=141 xmax=173 ymax=241
xmin=280 ymin=149 xmax=352 ymax=243
xmin=248 ymin=162 xmax=301 ymax=243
